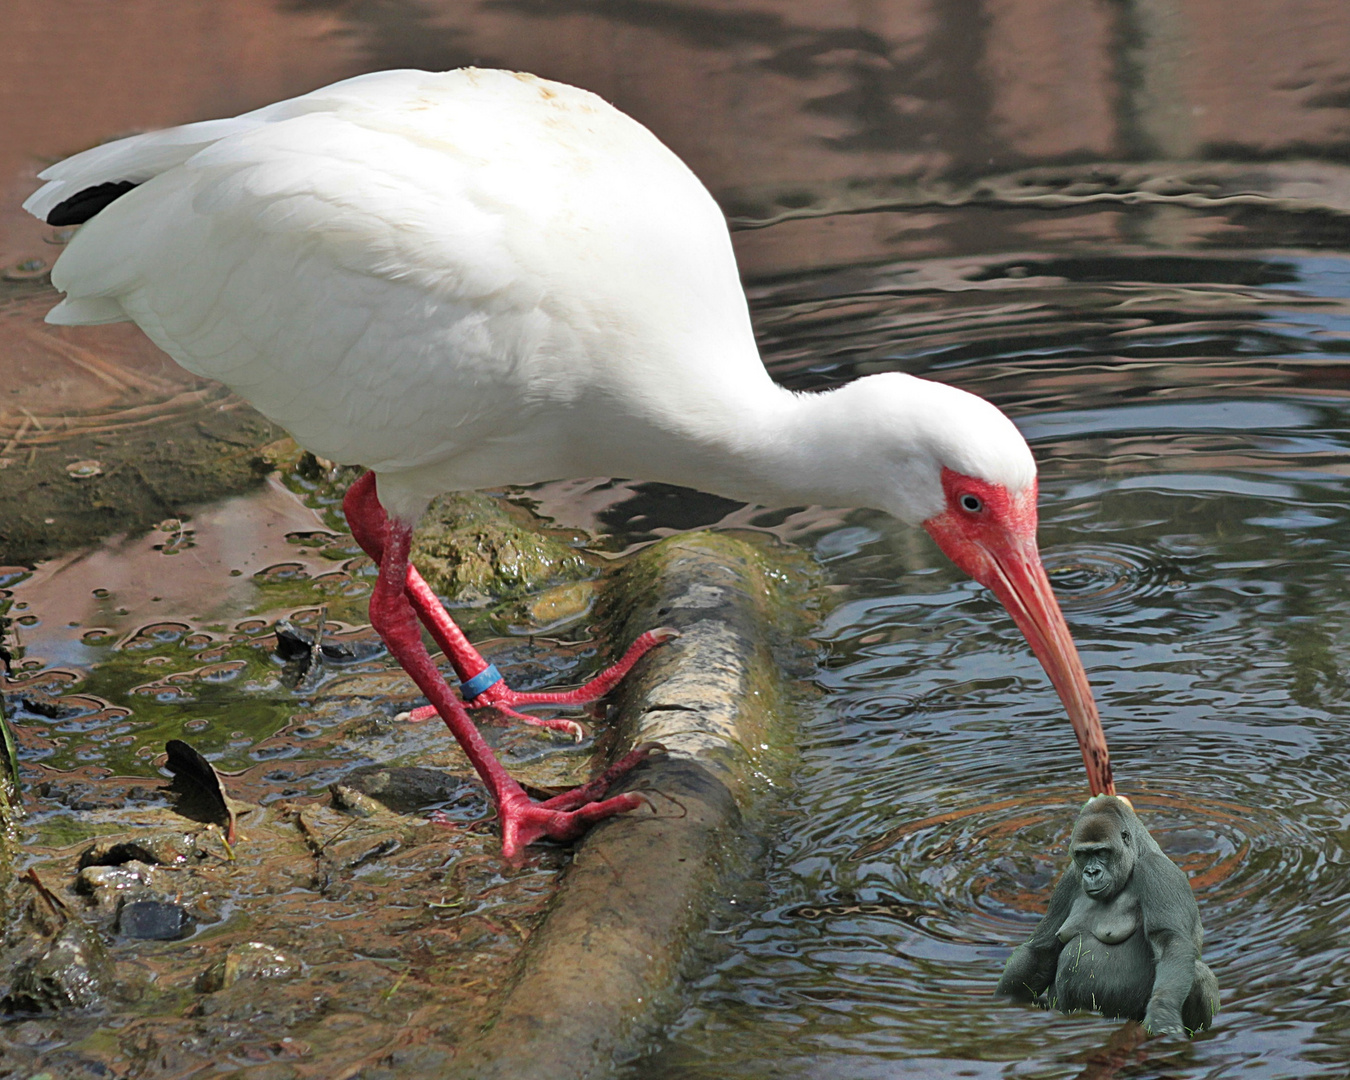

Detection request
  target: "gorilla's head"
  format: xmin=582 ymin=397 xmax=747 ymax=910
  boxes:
xmin=1070 ymin=795 xmax=1139 ymax=901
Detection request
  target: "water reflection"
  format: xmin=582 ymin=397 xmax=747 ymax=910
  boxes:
xmin=613 ymin=245 xmax=1350 ymax=1078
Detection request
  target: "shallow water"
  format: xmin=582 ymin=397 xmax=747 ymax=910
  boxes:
xmin=15 ymin=235 xmax=1350 ymax=1076
xmin=4 ymin=2 xmax=1350 ymax=1074
xmin=581 ymin=242 xmax=1350 ymax=1078
xmin=9 ymin=237 xmax=1348 ymax=1078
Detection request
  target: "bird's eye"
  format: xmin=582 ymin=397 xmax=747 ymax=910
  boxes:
xmin=959 ymin=493 xmax=983 ymax=513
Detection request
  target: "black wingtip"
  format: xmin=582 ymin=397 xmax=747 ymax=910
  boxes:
xmin=46 ymin=180 xmax=139 ymax=226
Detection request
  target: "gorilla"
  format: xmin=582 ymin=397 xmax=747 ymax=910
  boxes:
xmin=996 ymin=794 xmax=1219 ymax=1037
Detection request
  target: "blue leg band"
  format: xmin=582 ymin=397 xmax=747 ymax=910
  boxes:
xmin=460 ymin=663 xmax=503 ymax=701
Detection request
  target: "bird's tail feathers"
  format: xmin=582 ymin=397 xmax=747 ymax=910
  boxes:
xmin=23 ymin=69 xmax=431 ymax=226
xmin=44 ymin=296 xmax=130 ymax=326
xmin=23 ymin=119 xmax=247 ymax=225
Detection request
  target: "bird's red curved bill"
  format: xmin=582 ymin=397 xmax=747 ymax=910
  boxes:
xmin=925 ymin=500 xmax=1115 ymax=797
xmin=981 ymin=534 xmax=1115 ymax=797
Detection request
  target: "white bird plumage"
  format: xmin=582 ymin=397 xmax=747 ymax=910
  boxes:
xmin=28 ymin=68 xmax=1111 ymax=856
xmin=28 ymin=67 xmax=1032 ymax=525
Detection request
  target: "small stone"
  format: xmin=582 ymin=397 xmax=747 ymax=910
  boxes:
xmin=523 ymin=581 xmax=595 ymax=627
xmin=328 ymin=785 xmax=386 ymax=818
xmin=3 ymin=257 xmax=47 ymax=281
xmin=7 ymin=1019 xmax=59 ymax=1047
xmin=76 ymin=860 xmax=157 ymax=898
xmin=78 ymin=832 xmax=201 ymax=869
xmin=117 ymin=899 xmax=197 ymax=941
xmin=333 ymin=765 xmax=475 ymax=814
xmin=5 ymin=920 xmax=115 ymax=1011
xmin=196 ymin=942 xmax=304 ymax=993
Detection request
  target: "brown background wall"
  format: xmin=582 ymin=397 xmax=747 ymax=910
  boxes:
xmin=2 ymin=0 xmax=1348 ymax=271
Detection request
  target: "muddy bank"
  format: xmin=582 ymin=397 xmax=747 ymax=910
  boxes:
xmin=0 ymin=670 xmax=582 ymax=1077
xmin=0 ymin=463 xmax=621 ymax=1073
xmin=0 ymin=275 xmax=293 ymax=566
xmin=0 ymin=453 xmax=818 ymax=1078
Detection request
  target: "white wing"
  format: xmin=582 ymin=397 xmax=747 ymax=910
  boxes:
xmin=24 ymin=69 xmax=441 ymax=224
xmin=31 ymin=69 xmax=769 ymax=509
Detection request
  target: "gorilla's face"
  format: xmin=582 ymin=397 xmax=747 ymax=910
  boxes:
xmin=1070 ymin=802 xmax=1137 ymax=900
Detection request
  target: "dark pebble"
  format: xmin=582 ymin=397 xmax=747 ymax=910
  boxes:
xmin=333 ymin=765 xmax=476 ymax=814
xmin=117 ymin=899 xmax=197 ymax=940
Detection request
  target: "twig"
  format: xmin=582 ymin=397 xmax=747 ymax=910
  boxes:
xmin=23 ymin=868 xmax=70 ymax=920
xmin=0 ymin=415 xmax=32 ymax=459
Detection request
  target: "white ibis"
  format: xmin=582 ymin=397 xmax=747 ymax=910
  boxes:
xmin=25 ymin=68 xmax=1113 ymax=859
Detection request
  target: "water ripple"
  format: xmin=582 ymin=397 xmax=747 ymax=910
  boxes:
xmin=1042 ymin=542 xmax=1185 ymax=614
xmin=648 ymin=248 xmax=1350 ymax=1080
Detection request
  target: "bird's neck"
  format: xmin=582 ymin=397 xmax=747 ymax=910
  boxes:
xmin=639 ymin=374 xmax=918 ymax=521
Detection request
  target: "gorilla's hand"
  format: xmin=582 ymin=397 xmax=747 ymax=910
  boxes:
xmin=1142 ymin=1008 xmax=1186 ymax=1039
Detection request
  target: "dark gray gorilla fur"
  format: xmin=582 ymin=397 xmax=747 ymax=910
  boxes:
xmin=996 ymin=794 xmax=1219 ymax=1037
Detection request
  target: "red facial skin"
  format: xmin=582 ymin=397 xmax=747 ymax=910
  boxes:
xmin=923 ymin=467 xmax=1115 ymax=796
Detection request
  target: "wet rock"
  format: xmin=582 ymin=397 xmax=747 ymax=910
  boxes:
xmin=519 ymin=580 xmax=595 ymax=628
xmin=116 ymin=899 xmax=197 ymax=940
xmin=30 ymin=778 xmax=162 ymax=812
xmin=75 ymin=860 xmax=161 ymax=911
xmin=13 ymin=694 xmax=81 ymax=720
xmin=78 ymin=831 xmax=202 ymax=869
xmin=195 ymin=942 xmax=304 ymax=993
xmin=75 ymin=856 xmax=216 ymax=929
xmin=342 ymin=837 xmax=401 ymax=871
xmin=412 ymin=491 xmax=593 ymax=603
xmin=5 ymin=1018 xmax=61 ymax=1047
xmin=327 ymin=784 xmax=386 ymax=819
xmin=332 ymin=765 xmax=476 ymax=814
xmin=5 ymin=919 xmax=115 ymax=1012
xmin=29 ymin=780 xmax=101 ymax=811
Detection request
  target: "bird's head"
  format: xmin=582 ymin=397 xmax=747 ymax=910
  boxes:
xmin=856 ymin=374 xmax=1114 ymax=796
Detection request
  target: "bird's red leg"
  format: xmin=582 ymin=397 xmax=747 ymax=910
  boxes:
xmin=344 ymin=474 xmax=651 ymax=860
xmin=343 ymin=472 xmax=675 ymax=736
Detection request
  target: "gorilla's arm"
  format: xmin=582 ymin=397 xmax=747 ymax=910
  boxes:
xmin=996 ymin=863 xmax=1080 ymax=1001
xmin=1135 ymin=849 xmax=1203 ymax=1037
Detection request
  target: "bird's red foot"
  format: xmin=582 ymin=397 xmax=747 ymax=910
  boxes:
xmin=345 ymin=472 xmax=667 ymax=861
xmin=401 ymin=627 xmax=679 ymax=739
xmin=495 ymin=742 xmax=663 ymax=860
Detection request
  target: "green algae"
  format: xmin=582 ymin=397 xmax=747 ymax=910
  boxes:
xmin=601 ymin=529 xmax=822 ymax=799
xmin=411 ymin=491 xmax=595 ymax=604
xmin=3 ymin=560 xmax=382 ymax=779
